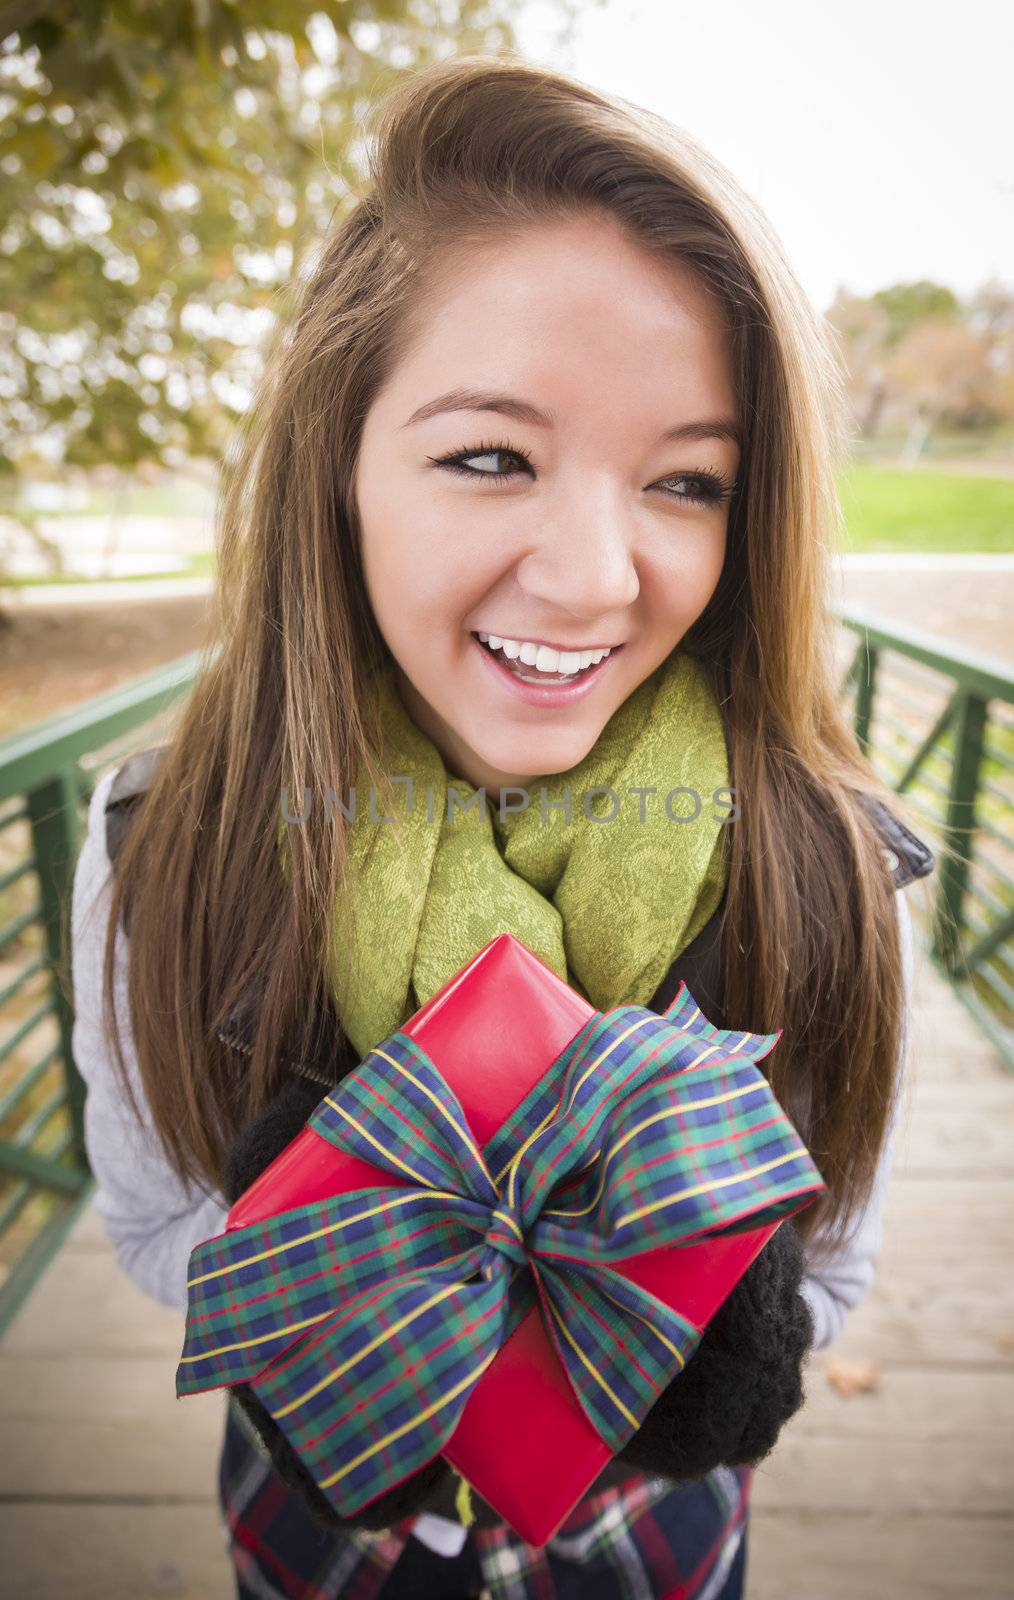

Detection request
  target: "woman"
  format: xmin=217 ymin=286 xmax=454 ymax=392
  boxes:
xmin=72 ymin=53 xmax=933 ymax=1599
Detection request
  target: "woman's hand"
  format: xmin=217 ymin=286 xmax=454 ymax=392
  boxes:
xmin=613 ymin=1217 xmax=815 ymax=1481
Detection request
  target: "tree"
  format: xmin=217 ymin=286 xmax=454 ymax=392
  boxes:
xmin=970 ymin=279 xmax=1014 ymax=425
xmin=0 ymin=2 xmax=587 ymax=493
xmin=871 ymin=280 xmax=960 ymax=346
xmin=826 ymin=277 xmax=1014 ymax=452
xmin=885 ymin=320 xmax=995 ymax=461
xmin=827 ymin=288 xmax=891 ymax=437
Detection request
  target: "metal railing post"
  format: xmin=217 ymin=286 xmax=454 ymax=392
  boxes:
xmin=933 ymin=689 xmax=988 ymax=973
xmin=853 ymin=639 xmax=879 ymax=756
xmin=26 ymin=771 xmax=87 ymax=1170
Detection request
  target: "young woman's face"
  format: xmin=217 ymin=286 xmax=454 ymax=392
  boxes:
xmin=353 ymin=211 xmax=740 ymax=798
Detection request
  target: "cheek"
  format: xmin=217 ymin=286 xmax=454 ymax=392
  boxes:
xmin=360 ymin=498 xmax=493 ymax=635
xmin=357 ymin=477 xmax=434 ymax=613
xmin=695 ymin=528 xmax=729 ymax=602
xmin=650 ymin=522 xmax=728 ymax=619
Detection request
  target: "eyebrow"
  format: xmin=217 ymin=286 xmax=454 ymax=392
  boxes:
xmin=401 ymin=388 xmax=742 ymax=449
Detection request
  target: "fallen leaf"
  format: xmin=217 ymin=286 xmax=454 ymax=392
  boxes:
xmin=824 ymin=1357 xmax=882 ymax=1397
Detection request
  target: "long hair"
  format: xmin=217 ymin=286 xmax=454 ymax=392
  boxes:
xmin=103 ymin=53 xmax=925 ymax=1261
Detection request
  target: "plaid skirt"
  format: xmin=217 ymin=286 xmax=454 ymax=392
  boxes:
xmin=218 ymin=1398 xmax=753 ymax=1600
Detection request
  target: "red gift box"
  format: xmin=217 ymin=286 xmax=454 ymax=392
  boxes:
xmin=229 ymin=932 xmax=806 ymax=1546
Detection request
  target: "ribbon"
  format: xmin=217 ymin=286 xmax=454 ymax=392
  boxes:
xmin=177 ymin=984 xmax=825 ymax=1519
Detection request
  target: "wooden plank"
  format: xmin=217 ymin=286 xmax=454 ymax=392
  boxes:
xmin=0 ymin=1504 xmax=230 ymax=1600
xmin=875 ymin=1185 xmax=1014 ymax=1314
xmin=61 ymin=1203 xmax=116 ymax=1253
xmin=2 ymin=1249 xmax=184 ymax=1358
xmin=792 ymin=1367 xmax=1014 ymax=1441
xmin=804 ymin=1180 xmax=1014 ymax=1365
xmin=822 ymin=1307 xmax=1014 ymax=1369
xmin=891 ymin=1083 xmax=1014 ymax=1176
xmin=749 ymin=1431 xmax=1010 ymax=1517
xmin=913 ymin=1044 xmax=1010 ymax=1084
xmin=905 ymin=963 xmax=1008 ymax=1082
xmin=749 ymin=1511 xmax=1014 ymax=1600
xmin=815 ymin=1199 xmax=1014 ymax=1367
xmin=878 ymin=1177 xmax=1014 ymax=1264
xmin=0 ymin=1357 xmax=224 ymax=1499
xmin=880 ymin=1171 xmax=1014 ymax=1222
xmin=908 ymin=995 xmax=1007 ymax=1081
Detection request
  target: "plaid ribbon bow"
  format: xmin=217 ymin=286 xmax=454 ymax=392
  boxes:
xmin=177 ymin=985 xmax=825 ymax=1519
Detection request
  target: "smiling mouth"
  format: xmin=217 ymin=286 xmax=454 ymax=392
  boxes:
xmin=471 ymin=633 xmax=621 ymax=684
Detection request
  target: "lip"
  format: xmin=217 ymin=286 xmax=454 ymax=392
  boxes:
xmin=471 ymin=632 xmax=623 ymax=707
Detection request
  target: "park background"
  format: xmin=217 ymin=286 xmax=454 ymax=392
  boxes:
xmin=3 ymin=0 xmax=1014 ymax=719
xmin=0 ymin=2 xmax=1012 ymax=1597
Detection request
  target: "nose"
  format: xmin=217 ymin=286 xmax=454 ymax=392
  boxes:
xmin=515 ymin=497 xmax=640 ymax=619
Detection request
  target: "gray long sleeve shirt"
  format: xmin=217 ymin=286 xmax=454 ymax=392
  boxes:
xmin=70 ymin=764 xmax=915 ymax=1555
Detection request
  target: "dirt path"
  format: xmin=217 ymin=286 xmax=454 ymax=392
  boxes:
xmin=0 ymin=595 xmax=212 ymax=739
xmin=833 ymin=569 xmax=1012 ymax=663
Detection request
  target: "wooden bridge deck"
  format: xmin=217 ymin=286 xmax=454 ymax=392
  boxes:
xmin=1 ymin=903 xmax=1012 ymax=1599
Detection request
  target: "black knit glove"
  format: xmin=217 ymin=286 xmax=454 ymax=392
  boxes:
xmin=222 ymin=1076 xmax=814 ymax=1531
xmin=613 ymin=1214 xmax=814 ymax=1481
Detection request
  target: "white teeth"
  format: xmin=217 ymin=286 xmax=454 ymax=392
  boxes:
xmin=475 ymin=632 xmax=613 ymax=676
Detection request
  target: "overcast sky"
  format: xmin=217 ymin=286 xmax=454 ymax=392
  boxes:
xmin=519 ymin=0 xmax=1013 ymax=313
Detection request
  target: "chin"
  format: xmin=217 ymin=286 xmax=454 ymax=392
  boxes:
xmin=479 ymin=732 xmax=600 ymax=787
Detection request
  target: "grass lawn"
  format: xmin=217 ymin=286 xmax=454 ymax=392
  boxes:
xmin=837 ymin=465 xmax=1014 ymax=553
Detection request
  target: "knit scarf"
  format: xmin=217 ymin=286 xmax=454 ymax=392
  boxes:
xmin=323 ymin=647 xmax=731 ymax=1061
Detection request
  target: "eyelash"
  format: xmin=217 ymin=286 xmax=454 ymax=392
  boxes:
xmin=427 ymin=439 xmax=737 ymax=508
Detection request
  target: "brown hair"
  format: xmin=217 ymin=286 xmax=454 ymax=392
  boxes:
xmin=103 ymin=53 xmax=927 ymax=1261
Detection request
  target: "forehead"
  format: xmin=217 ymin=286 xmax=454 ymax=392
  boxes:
xmin=380 ymin=212 xmax=738 ymax=426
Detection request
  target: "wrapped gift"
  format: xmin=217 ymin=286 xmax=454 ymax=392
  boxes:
xmin=177 ymin=932 xmax=825 ymax=1546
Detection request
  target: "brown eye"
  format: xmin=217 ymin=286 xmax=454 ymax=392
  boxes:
xmin=656 ymin=470 xmax=736 ymax=508
xmin=429 ymin=440 xmax=535 ymax=483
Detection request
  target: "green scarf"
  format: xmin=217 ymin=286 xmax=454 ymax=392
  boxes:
xmin=324 ymin=648 xmax=731 ymax=1060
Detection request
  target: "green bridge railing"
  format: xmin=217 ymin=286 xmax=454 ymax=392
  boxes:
xmin=0 ymin=610 xmax=1011 ymax=1334
xmin=0 ymin=651 xmax=204 ymax=1335
xmin=837 ymin=606 xmax=1013 ymax=1069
